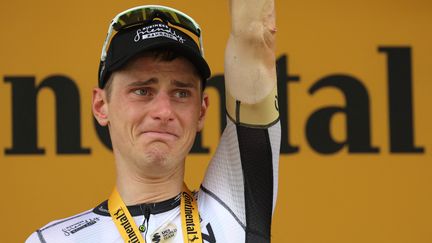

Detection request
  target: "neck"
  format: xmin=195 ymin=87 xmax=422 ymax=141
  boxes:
xmin=115 ymin=162 xmax=185 ymax=206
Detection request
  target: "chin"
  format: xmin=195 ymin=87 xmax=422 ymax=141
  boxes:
xmin=145 ymin=150 xmax=166 ymax=160
xmin=141 ymin=144 xmax=171 ymax=165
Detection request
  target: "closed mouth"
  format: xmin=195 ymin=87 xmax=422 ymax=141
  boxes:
xmin=142 ymin=131 xmax=179 ymax=140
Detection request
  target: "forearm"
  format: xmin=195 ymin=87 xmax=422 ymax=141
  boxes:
xmin=225 ymin=0 xmax=277 ymax=104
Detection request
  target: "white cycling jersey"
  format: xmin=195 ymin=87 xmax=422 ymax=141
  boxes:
xmin=26 ymin=89 xmax=281 ymax=243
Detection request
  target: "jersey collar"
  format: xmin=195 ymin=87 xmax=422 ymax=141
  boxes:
xmin=93 ymin=193 xmax=181 ymax=216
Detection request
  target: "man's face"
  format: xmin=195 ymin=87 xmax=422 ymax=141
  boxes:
xmin=93 ymin=55 xmax=208 ymax=173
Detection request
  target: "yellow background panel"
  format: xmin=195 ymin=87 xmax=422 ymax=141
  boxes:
xmin=0 ymin=0 xmax=431 ymax=242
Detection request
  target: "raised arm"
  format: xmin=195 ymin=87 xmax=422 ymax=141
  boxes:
xmin=225 ymin=0 xmax=276 ymax=104
xmin=200 ymin=2 xmax=280 ymax=241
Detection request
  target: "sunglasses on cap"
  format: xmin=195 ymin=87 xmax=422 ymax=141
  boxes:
xmin=100 ymin=5 xmax=204 ymax=63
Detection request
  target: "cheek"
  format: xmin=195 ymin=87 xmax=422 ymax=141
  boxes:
xmin=177 ymin=124 xmax=199 ymax=156
xmin=176 ymin=107 xmax=201 ymax=142
xmin=111 ymin=97 xmax=146 ymax=118
xmin=180 ymin=106 xmax=201 ymax=129
xmin=108 ymin=102 xmax=145 ymax=135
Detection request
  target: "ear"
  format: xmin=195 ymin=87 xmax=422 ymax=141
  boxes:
xmin=92 ymin=88 xmax=109 ymax=126
xmin=197 ymin=93 xmax=209 ymax=132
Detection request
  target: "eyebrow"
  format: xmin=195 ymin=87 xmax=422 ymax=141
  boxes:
xmin=127 ymin=79 xmax=158 ymax=87
xmin=126 ymin=78 xmax=197 ymax=88
xmin=171 ymin=80 xmax=196 ymax=88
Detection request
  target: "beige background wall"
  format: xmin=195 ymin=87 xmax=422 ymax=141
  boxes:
xmin=0 ymin=0 xmax=431 ymax=242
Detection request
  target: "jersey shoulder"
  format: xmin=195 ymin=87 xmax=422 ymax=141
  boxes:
xmin=25 ymin=206 xmax=115 ymax=243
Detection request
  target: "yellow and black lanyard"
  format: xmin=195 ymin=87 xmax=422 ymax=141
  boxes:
xmin=108 ymin=184 xmax=203 ymax=243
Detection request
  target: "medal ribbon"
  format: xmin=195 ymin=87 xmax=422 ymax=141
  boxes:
xmin=108 ymin=184 xmax=203 ymax=243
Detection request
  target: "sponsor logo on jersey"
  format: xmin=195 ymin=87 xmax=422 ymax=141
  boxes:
xmin=151 ymin=223 xmax=177 ymax=243
xmin=152 ymin=233 xmax=162 ymax=243
xmin=98 ymin=205 xmax=110 ymax=214
xmin=62 ymin=217 xmax=100 ymax=236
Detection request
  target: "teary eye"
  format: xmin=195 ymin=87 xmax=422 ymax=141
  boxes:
xmin=133 ymin=88 xmax=150 ymax=96
xmin=174 ymin=90 xmax=190 ymax=98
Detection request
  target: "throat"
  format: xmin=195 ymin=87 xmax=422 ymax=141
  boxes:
xmin=113 ymin=153 xmax=186 ymax=205
xmin=115 ymin=174 xmax=184 ymax=206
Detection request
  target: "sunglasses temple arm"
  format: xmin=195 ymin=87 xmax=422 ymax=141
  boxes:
xmin=100 ymin=22 xmax=115 ymax=62
xmin=199 ymin=32 xmax=205 ymax=57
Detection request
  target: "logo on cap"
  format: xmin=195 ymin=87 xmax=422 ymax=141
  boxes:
xmin=134 ymin=23 xmax=186 ymax=44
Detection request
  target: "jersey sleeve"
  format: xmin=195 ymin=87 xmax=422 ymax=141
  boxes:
xmin=200 ymin=83 xmax=281 ymax=241
xmin=25 ymin=231 xmax=42 ymax=243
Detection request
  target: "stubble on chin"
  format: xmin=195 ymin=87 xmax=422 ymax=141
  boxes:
xmin=141 ymin=142 xmax=171 ymax=166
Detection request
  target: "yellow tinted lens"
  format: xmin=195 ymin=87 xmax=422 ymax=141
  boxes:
xmin=113 ymin=7 xmax=200 ymax=37
xmin=114 ymin=8 xmax=152 ymax=30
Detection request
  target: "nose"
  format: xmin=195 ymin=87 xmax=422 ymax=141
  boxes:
xmin=150 ymin=92 xmax=174 ymax=123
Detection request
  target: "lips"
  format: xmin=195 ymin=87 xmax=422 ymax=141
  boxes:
xmin=141 ymin=130 xmax=179 ymax=141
